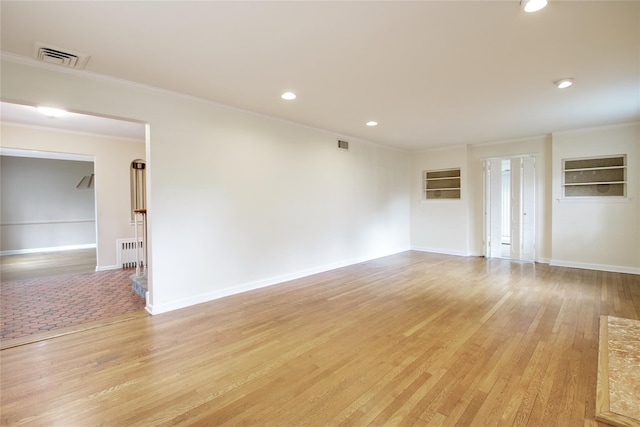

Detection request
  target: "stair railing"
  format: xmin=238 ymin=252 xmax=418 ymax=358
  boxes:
xmin=133 ymin=209 xmax=147 ymax=277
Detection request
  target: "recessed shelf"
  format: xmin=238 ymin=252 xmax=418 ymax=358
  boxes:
xmin=564 ymin=181 xmax=625 ymax=186
xmin=423 ymin=168 xmax=461 ymax=200
xmin=562 ymin=155 xmax=626 ymax=198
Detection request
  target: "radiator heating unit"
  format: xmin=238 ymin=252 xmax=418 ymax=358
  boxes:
xmin=116 ymin=238 xmax=145 ymax=269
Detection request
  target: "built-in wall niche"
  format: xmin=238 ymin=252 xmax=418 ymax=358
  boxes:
xmin=423 ymin=168 xmax=461 ymax=200
xmin=562 ymin=155 xmax=626 ymax=198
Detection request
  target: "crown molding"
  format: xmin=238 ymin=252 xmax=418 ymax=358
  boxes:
xmin=0 ymin=146 xmax=94 ymax=162
xmin=551 ymin=121 xmax=640 ymax=137
xmin=1 ymin=121 xmax=144 ymax=143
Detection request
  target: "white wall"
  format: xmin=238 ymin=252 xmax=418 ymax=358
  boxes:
xmin=410 ymin=146 xmax=469 ymax=255
xmin=1 ymin=155 xmax=96 ymax=253
xmin=410 ymin=137 xmax=552 ymax=261
xmin=551 ymin=123 xmax=640 ymax=273
xmin=409 ymin=127 xmax=639 ymax=272
xmin=0 ymin=124 xmax=146 ymax=269
xmin=0 ymin=58 xmax=411 ymax=313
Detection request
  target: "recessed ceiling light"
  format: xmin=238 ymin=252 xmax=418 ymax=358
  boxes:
xmin=281 ymin=92 xmax=296 ymax=100
xmin=366 ymin=121 xmax=378 ymax=127
xmin=554 ymin=78 xmax=574 ymax=89
xmin=36 ymin=106 xmax=68 ymax=118
xmin=522 ymin=0 xmax=547 ymax=13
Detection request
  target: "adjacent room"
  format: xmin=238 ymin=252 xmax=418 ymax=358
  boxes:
xmin=1 ymin=1 xmax=638 ymax=425
xmin=0 ymin=104 xmax=148 ymax=341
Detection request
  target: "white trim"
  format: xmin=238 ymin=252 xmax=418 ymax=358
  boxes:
xmin=413 ymin=133 xmax=550 ymax=152
xmin=410 ymin=246 xmax=471 ymax=257
xmin=0 ymin=146 xmax=95 ymax=162
xmin=414 ymin=143 xmax=468 ymax=154
xmin=555 ymin=197 xmax=631 ymax=204
xmin=552 ymin=121 xmax=639 ymax=137
xmin=420 ymin=199 xmax=465 ymax=204
xmin=549 ymin=259 xmax=640 ymax=275
xmin=410 ymin=248 xmax=548 ymax=262
xmin=95 ymin=264 xmax=120 ymax=272
xmin=0 ymin=243 xmax=96 ymax=256
xmin=146 ymin=248 xmax=408 ymax=315
xmin=480 ymin=153 xmax=539 ymax=162
xmin=472 ymin=135 xmax=549 ymax=149
xmin=1 ymin=121 xmax=145 ymax=143
xmin=1 ymin=219 xmax=95 ymax=226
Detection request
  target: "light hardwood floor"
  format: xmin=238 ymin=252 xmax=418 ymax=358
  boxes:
xmin=1 ymin=251 xmax=639 ymax=426
xmin=0 ymin=248 xmax=97 ymax=281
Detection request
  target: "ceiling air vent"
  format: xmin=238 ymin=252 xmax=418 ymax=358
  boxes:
xmin=33 ymin=42 xmax=90 ymax=69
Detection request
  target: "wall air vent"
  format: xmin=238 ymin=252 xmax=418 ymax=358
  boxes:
xmin=338 ymin=140 xmax=349 ymax=150
xmin=33 ymin=42 xmax=91 ymax=69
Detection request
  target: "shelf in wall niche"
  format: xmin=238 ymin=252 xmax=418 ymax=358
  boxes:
xmin=562 ymin=155 xmax=627 ymax=198
xmin=565 ymin=183 xmax=625 ymax=197
xmin=556 ymin=197 xmax=631 ymax=204
xmin=564 ymin=181 xmax=625 ymax=186
xmin=420 ymin=198 xmax=464 ymax=204
xmin=423 ymin=168 xmax=461 ymax=200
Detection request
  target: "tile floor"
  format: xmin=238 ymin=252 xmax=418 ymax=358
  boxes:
xmin=1 ymin=268 xmax=146 ymax=340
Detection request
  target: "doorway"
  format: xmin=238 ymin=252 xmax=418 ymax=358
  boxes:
xmin=484 ymin=156 xmax=535 ymax=261
xmin=0 ymin=151 xmax=97 ymax=267
xmin=0 ymin=102 xmax=148 ymax=343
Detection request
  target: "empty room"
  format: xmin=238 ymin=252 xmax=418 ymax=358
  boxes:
xmin=1 ymin=1 xmax=639 ymax=426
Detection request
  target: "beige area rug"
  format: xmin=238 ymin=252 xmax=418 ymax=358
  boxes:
xmin=596 ymin=316 xmax=640 ymax=427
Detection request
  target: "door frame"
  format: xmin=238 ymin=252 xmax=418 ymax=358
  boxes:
xmin=483 ymin=154 xmax=537 ymax=261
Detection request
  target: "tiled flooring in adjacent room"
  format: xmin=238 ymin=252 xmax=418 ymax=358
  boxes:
xmin=1 ymin=268 xmax=146 ymax=342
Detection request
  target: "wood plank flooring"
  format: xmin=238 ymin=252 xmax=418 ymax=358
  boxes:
xmin=0 ymin=248 xmax=97 ymax=281
xmin=1 ymin=251 xmax=639 ymax=426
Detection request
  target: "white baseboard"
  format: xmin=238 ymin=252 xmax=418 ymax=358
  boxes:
xmin=95 ymin=265 xmax=121 ymax=272
xmin=0 ymin=243 xmax=96 ymax=256
xmin=549 ymin=259 xmax=640 ymax=275
xmin=146 ymin=247 xmax=409 ymax=315
xmin=410 ymin=246 xmax=472 ymax=257
xmin=410 ymin=248 xmax=556 ymax=265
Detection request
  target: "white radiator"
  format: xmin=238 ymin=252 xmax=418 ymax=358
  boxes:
xmin=116 ymin=238 xmax=145 ymax=269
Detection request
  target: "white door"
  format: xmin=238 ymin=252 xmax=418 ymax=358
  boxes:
xmin=520 ymin=156 xmax=536 ymax=261
xmin=484 ymin=156 xmax=535 ymax=261
xmin=484 ymin=159 xmax=503 ymax=258
xmin=510 ymin=158 xmax=522 ymax=259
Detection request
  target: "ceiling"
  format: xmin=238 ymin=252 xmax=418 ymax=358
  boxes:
xmin=1 ymin=1 xmax=638 ymax=151
xmin=0 ymin=101 xmax=146 ymax=140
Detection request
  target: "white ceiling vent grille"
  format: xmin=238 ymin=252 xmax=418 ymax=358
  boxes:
xmin=33 ymin=42 xmax=90 ymax=69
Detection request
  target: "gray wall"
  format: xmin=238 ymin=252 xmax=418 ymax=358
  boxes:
xmin=1 ymin=155 xmax=96 ymax=253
